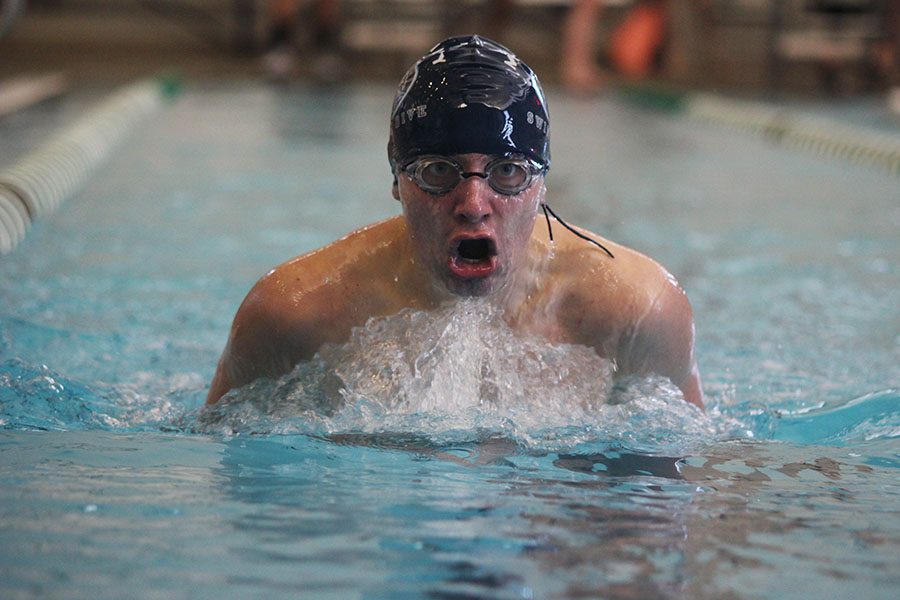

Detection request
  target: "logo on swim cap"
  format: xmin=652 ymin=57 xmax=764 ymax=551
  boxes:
xmin=388 ymin=35 xmax=551 ymax=171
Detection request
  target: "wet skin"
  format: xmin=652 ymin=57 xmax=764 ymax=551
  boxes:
xmin=394 ymin=154 xmax=544 ymax=298
xmin=207 ymin=154 xmax=703 ymax=408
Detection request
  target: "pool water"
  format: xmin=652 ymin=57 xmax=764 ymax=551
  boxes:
xmin=1 ymin=83 xmax=898 ymax=599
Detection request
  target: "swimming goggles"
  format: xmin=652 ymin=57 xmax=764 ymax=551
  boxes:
xmin=401 ymin=155 xmax=546 ymax=196
xmin=400 ymin=154 xmax=615 ymax=258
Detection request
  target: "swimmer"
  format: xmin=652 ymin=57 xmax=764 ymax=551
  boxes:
xmin=207 ymin=35 xmax=704 ymax=409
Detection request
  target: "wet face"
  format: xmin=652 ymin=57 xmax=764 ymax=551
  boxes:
xmin=393 ymin=153 xmax=545 ymax=298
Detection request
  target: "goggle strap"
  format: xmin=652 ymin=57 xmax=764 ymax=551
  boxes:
xmin=541 ymin=203 xmax=615 ymax=259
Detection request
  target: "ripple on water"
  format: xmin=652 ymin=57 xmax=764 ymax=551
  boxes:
xmin=0 ymin=357 xmax=200 ymax=432
xmin=5 ymin=298 xmax=895 ymax=453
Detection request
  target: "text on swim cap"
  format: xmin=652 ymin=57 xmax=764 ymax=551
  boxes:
xmin=526 ymin=111 xmax=548 ymax=134
xmin=394 ymin=105 xmax=428 ymax=128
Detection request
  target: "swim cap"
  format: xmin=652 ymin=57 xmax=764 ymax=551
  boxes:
xmin=388 ymin=35 xmax=551 ymax=171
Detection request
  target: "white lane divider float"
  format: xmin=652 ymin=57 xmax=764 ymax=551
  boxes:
xmin=619 ymin=84 xmax=900 ymax=179
xmin=0 ymin=77 xmax=176 ymax=254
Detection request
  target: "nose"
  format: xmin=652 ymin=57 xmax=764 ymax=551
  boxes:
xmin=453 ymin=176 xmax=493 ymax=224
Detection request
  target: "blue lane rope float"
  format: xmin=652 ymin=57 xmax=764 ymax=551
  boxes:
xmin=0 ymin=76 xmax=180 ymax=255
xmin=618 ymin=84 xmax=900 ymax=178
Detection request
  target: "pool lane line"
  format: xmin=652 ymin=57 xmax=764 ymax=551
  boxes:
xmin=618 ymin=84 xmax=900 ymax=178
xmin=0 ymin=76 xmax=179 ymax=255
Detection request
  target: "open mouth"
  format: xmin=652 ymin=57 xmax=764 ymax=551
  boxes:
xmin=457 ymin=238 xmax=496 ymax=261
xmin=448 ymin=237 xmax=498 ymax=279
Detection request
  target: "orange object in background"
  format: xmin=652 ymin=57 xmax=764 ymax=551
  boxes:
xmin=609 ymin=1 xmax=668 ymax=79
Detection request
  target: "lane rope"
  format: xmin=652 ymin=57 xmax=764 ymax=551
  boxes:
xmin=0 ymin=77 xmax=178 ymax=255
xmin=619 ymin=85 xmax=900 ymax=178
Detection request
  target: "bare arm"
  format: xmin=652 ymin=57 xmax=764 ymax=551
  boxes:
xmin=206 ymin=277 xmax=313 ymax=405
xmin=206 ymin=218 xmax=409 ymax=405
xmin=618 ymin=274 xmax=704 ymax=409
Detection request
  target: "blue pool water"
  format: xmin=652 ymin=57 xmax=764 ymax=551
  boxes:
xmin=1 ymin=83 xmax=898 ymax=599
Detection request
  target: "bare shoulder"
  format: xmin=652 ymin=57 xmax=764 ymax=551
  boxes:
xmin=599 ymin=240 xmax=690 ymax=321
xmin=269 ymin=216 xmax=407 ymax=291
xmin=207 ymin=217 xmax=406 ymax=404
xmin=547 ymin=227 xmax=703 ymax=407
xmin=550 ymin=230 xmax=685 ymax=327
xmin=240 ymin=218 xmax=403 ymax=331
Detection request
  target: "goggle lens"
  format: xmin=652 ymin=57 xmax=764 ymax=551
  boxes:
xmin=404 ymin=156 xmax=543 ymax=196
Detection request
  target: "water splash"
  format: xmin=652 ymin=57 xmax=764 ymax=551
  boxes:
xmin=0 ymin=358 xmax=199 ymax=432
xmin=194 ymin=301 xmax=731 ymax=451
xmin=0 ymin=358 xmax=109 ymax=431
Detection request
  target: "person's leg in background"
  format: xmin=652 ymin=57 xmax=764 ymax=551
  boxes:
xmin=261 ymin=0 xmax=343 ymax=81
xmin=262 ymin=0 xmax=302 ymax=79
xmin=309 ymin=0 xmax=344 ymax=78
xmin=560 ymin=0 xmax=607 ymax=92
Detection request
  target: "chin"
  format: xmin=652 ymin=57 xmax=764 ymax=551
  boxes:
xmin=442 ymin=266 xmax=511 ymax=298
xmin=445 ymin=277 xmax=498 ymax=298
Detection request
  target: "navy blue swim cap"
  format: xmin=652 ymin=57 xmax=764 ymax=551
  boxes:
xmin=388 ymin=35 xmax=550 ymax=171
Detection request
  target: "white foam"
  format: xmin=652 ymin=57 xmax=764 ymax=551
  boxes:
xmin=195 ymin=300 xmax=734 ymax=451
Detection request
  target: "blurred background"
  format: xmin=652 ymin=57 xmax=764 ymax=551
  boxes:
xmin=0 ymin=0 xmax=897 ymax=97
